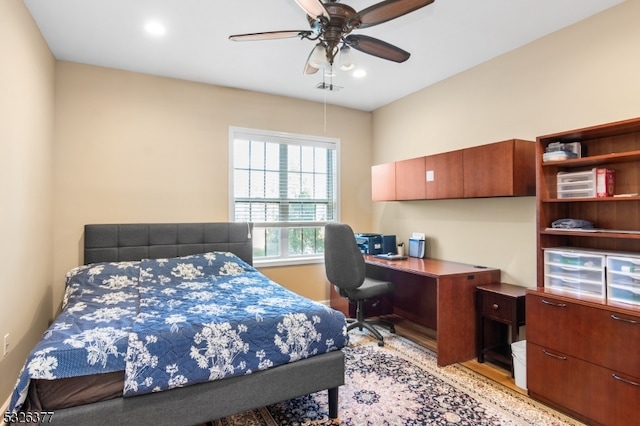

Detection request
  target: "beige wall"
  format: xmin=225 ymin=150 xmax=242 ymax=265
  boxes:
xmin=0 ymin=0 xmax=55 ymax=404
xmin=53 ymin=62 xmax=373 ymax=308
xmin=372 ymin=0 xmax=640 ymax=287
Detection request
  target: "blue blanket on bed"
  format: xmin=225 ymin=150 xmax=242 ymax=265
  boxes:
xmin=9 ymin=252 xmax=348 ymax=412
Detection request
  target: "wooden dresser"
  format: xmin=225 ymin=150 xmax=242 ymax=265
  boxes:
xmin=527 ymin=290 xmax=640 ymax=425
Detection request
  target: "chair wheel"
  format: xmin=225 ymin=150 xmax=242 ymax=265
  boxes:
xmin=389 ymin=327 xmax=396 ymax=334
xmin=377 ymin=340 xmax=385 ymax=347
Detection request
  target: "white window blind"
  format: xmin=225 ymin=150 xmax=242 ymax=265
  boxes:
xmin=229 ymin=127 xmax=339 ymax=264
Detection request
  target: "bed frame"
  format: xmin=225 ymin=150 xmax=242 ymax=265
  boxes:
xmin=46 ymin=222 xmax=344 ymax=425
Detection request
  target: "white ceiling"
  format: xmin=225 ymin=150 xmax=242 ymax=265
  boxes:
xmin=24 ymin=0 xmax=624 ymax=111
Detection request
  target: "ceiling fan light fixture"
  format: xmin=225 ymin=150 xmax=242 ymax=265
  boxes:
xmin=338 ymin=45 xmax=355 ymax=71
xmin=308 ymin=43 xmax=328 ymax=68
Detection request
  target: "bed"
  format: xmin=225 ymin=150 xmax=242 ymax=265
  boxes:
xmin=8 ymin=222 xmax=347 ymax=425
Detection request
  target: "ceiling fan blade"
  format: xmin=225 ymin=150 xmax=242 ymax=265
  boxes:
xmin=294 ymin=0 xmax=330 ymax=19
xmin=344 ymin=34 xmax=410 ymax=63
xmin=352 ymin=0 xmax=435 ymax=29
xmin=229 ymin=30 xmax=311 ymax=41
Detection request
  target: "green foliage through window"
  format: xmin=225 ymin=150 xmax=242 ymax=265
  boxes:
xmin=229 ymin=127 xmax=339 ymax=261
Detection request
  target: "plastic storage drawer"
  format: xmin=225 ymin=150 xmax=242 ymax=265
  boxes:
xmin=607 ymin=255 xmax=640 ymax=306
xmin=556 ymin=169 xmax=596 ymax=199
xmin=544 ymin=249 xmax=606 ymax=298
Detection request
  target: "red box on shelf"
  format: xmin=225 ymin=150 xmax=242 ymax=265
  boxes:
xmin=596 ymin=168 xmax=615 ymax=197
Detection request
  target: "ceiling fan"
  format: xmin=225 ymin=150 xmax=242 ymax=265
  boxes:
xmin=229 ymin=0 xmax=435 ymax=75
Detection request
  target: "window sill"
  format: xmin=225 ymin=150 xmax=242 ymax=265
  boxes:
xmin=254 ymin=256 xmax=324 ymax=268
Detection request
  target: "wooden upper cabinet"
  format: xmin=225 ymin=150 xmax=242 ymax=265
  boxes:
xmin=463 ymin=139 xmax=536 ymax=197
xmin=425 ymin=150 xmax=464 ymax=199
xmin=371 ymin=138 xmax=535 ymax=201
xmin=395 ymin=157 xmax=426 ymax=200
xmin=371 ymin=162 xmax=396 ymax=201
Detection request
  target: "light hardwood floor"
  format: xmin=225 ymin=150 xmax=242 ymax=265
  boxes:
xmin=380 ymin=315 xmax=528 ymax=396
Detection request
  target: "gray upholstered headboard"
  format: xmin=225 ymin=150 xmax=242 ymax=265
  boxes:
xmin=84 ymin=222 xmax=254 ymax=265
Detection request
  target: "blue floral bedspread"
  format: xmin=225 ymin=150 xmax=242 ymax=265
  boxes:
xmin=9 ymin=252 xmax=348 ymax=412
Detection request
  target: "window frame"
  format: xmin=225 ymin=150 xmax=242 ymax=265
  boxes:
xmin=228 ymin=126 xmax=340 ymax=267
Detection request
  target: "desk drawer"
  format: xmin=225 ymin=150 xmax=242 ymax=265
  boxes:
xmin=480 ymin=292 xmax=514 ymax=322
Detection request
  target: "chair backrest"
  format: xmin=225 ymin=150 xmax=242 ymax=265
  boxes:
xmin=324 ymin=223 xmax=365 ymax=290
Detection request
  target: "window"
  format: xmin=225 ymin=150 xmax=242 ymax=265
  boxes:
xmin=229 ymin=127 xmax=339 ymax=265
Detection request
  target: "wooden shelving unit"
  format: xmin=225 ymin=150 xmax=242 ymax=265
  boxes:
xmin=529 ymin=116 xmax=640 ymax=425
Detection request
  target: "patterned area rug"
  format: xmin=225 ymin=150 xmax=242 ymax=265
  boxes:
xmin=212 ymin=331 xmax=584 ymax=425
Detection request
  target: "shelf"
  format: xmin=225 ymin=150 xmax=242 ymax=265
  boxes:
xmin=541 ymin=228 xmax=640 ymax=239
xmin=541 ymin=150 xmax=640 ymax=168
xmin=541 ymin=196 xmax=640 ymax=202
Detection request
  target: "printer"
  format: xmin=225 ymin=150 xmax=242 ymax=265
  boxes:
xmin=354 ymin=233 xmax=383 ymax=255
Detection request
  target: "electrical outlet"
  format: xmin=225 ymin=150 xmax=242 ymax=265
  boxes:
xmin=3 ymin=333 xmax=9 ymax=356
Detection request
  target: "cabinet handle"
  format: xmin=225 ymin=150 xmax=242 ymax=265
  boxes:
xmin=541 ymin=299 xmax=567 ymax=308
xmin=610 ymin=314 xmax=639 ymax=325
xmin=612 ymin=374 xmax=640 ymax=387
xmin=542 ymin=349 xmax=567 ymax=360
xmin=491 ymin=303 xmax=499 ymax=310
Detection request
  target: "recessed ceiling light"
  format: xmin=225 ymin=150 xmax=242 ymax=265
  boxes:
xmin=353 ymin=69 xmax=367 ymax=78
xmin=145 ymin=21 xmax=166 ymax=36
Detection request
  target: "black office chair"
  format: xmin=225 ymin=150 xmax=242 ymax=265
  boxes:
xmin=324 ymin=223 xmax=396 ymax=346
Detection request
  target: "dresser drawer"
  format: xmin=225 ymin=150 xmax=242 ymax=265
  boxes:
xmin=527 ymin=342 xmax=605 ymax=424
xmin=599 ymin=311 xmax=640 ymax=377
xmin=526 ymin=292 xmax=592 ymax=354
xmin=480 ymin=292 xmax=514 ymax=322
xmin=527 ymin=292 xmax=640 ymax=376
xmin=528 ymin=341 xmax=639 ymax=426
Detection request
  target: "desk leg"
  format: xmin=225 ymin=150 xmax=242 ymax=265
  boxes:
xmin=476 ymin=290 xmax=485 ymax=363
xmin=437 ymin=272 xmax=500 ymax=366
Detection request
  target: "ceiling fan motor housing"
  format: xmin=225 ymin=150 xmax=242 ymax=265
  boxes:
xmin=308 ymin=3 xmax=360 ymax=63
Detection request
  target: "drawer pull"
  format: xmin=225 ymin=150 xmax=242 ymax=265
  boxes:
xmin=612 ymin=374 xmax=640 ymax=387
xmin=541 ymin=299 xmax=567 ymax=308
xmin=491 ymin=303 xmax=499 ymax=310
xmin=542 ymin=349 xmax=567 ymax=360
xmin=611 ymin=314 xmax=639 ymax=325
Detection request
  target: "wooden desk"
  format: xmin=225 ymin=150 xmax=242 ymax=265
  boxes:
xmin=330 ymin=256 xmax=500 ymax=366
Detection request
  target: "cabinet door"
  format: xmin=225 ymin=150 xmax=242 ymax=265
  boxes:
xmin=395 ymin=157 xmax=426 ymax=200
xmin=371 ymin=162 xmax=396 ymax=201
xmin=463 ymin=139 xmax=535 ymax=197
xmin=425 ymin=150 xmax=463 ymax=199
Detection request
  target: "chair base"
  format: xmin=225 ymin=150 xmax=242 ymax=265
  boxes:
xmin=346 ymin=318 xmax=396 ymax=346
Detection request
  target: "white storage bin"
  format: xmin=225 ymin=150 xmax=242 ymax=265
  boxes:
xmin=511 ymin=340 xmax=527 ymax=390
xmin=607 ymin=255 xmax=640 ymax=306
xmin=544 ymin=249 xmax=606 ymax=298
xmin=557 ymin=169 xmax=596 ymax=199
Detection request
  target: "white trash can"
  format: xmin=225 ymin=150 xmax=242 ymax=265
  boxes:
xmin=511 ymin=340 xmax=527 ymax=390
